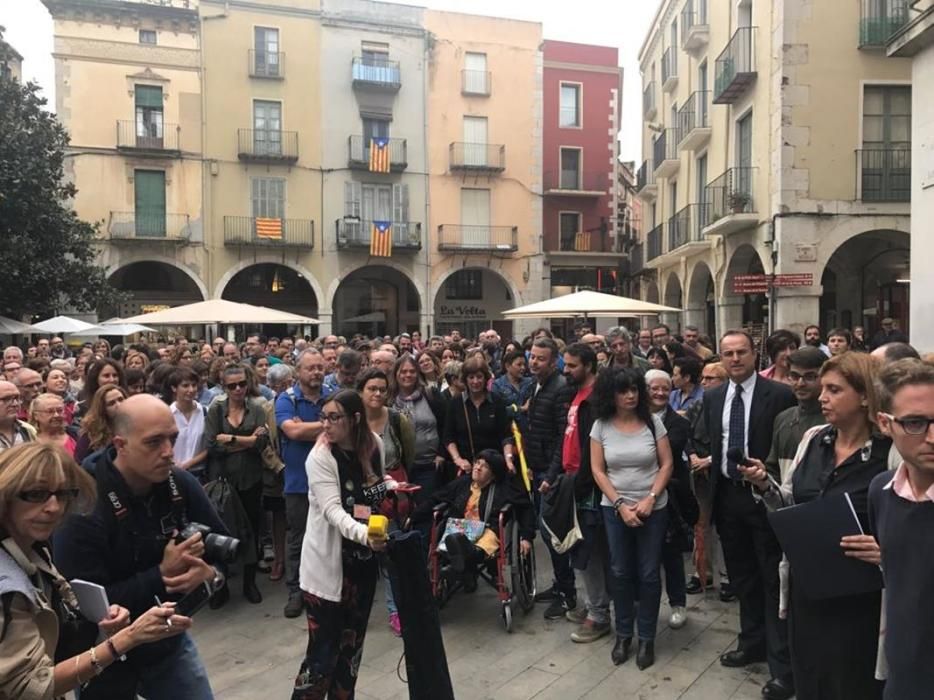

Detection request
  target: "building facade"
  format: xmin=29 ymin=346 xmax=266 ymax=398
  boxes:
xmin=542 ymin=40 xmax=625 ymax=334
xmin=1 ymin=37 xmax=23 ymax=81
xmin=634 ymin=0 xmax=912 ymax=342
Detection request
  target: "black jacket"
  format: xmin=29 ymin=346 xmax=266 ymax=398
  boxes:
xmin=443 ymin=392 xmax=511 ymax=463
xmin=546 ymin=383 xmax=596 ymax=503
xmin=53 ymin=447 xmax=228 ymax=664
xmin=523 ymin=370 xmax=573 ymax=478
xmin=661 ymin=406 xmax=699 ymax=528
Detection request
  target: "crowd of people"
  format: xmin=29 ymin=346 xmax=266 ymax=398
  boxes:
xmin=0 ymin=316 xmax=931 ymax=700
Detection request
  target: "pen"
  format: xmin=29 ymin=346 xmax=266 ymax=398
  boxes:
xmin=154 ymin=595 xmax=172 ymax=627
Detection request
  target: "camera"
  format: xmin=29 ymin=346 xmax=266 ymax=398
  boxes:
xmin=176 ymin=522 xmax=240 ymax=564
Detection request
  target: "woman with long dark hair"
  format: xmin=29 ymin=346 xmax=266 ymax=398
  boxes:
xmin=293 ymin=389 xmax=387 ymax=699
xmin=645 ymin=347 xmax=673 ymax=375
xmin=74 ymin=383 xmax=127 ymax=463
xmin=75 ymin=359 xmax=125 ymax=422
xmin=590 ymin=367 xmax=673 ymax=670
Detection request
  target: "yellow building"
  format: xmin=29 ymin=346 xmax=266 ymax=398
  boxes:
xmin=634 ymin=0 xmax=911 ymax=340
xmin=424 ymin=9 xmax=544 ymax=340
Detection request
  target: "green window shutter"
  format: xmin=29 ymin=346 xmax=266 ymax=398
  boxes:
xmin=134 ymin=170 xmax=166 ymax=237
xmin=135 ymin=85 xmax=163 ymax=108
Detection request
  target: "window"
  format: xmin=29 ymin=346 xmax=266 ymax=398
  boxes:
xmin=362 ymin=117 xmax=390 ymax=143
xmin=460 ymin=188 xmax=491 ymax=247
xmin=464 ymin=52 xmax=489 ymax=94
xmin=862 ymin=85 xmax=911 ymax=201
xmin=361 ymin=41 xmax=389 ymax=65
xmin=253 ymin=100 xmax=282 ymax=155
xmin=670 ymin=181 xmax=678 ymax=215
xmin=446 ymin=270 xmax=483 ymax=300
xmin=736 ymin=111 xmax=753 ymax=196
xmin=254 ymin=27 xmax=280 ymax=77
xmin=559 ymin=148 xmax=581 ymax=189
xmin=559 ymin=83 xmax=581 ymax=127
xmin=139 ymin=30 xmax=157 ymax=45
xmin=671 ymin=20 xmax=678 ymax=49
xmin=134 ymin=85 xmax=163 ymax=148
xmin=559 ymin=212 xmax=581 ymax=251
xmin=463 ymin=116 xmax=488 ymax=166
xmin=251 ymin=178 xmax=285 ymax=220
xmin=134 ymin=170 xmax=166 ymax=237
xmin=343 ymin=182 xmax=409 ymax=237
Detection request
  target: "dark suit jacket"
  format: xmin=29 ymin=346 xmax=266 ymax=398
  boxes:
xmin=702 ymin=374 xmax=796 ymax=515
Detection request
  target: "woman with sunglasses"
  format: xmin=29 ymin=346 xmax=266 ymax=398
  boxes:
xmin=205 ymin=365 xmax=270 ymax=606
xmin=74 ymin=383 xmax=127 ymax=463
xmin=742 ymin=351 xmax=892 ymax=700
xmin=29 ymin=393 xmax=77 ymax=457
xmin=0 ymin=443 xmax=189 ymax=699
xmin=293 ymin=389 xmax=388 ymax=699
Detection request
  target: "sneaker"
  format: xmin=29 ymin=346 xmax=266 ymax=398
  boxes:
xmin=686 ymin=575 xmax=713 ymax=595
xmin=719 ymin=581 xmax=737 ymax=603
xmin=534 ymin=586 xmax=559 ymax=603
xmin=565 ymin=606 xmax=587 ymax=624
xmin=544 ymin=594 xmax=576 ymax=620
xmin=284 ymin=593 xmax=304 ymax=618
xmin=571 ymin=619 xmax=611 ymax=643
xmin=388 ymin=612 xmax=402 ymax=637
xmin=669 ymin=606 xmax=687 ymax=629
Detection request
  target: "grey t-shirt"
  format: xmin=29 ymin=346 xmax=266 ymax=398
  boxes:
xmin=590 ymin=414 xmax=668 ymax=510
xmin=394 ymin=393 xmax=438 ymax=465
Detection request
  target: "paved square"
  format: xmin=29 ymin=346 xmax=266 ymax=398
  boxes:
xmin=194 ymin=545 xmax=770 ymax=699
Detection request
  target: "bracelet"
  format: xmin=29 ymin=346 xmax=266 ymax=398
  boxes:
xmin=106 ymin=636 xmax=125 ymax=662
xmin=75 ymin=653 xmax=85 ymax=685
xmin=613 ymin=497 xmax=626 ymax=510
xmin=89 ymin=645 xmax=105 ymax=676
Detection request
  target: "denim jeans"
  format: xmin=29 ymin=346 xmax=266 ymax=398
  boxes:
xmin=662 ymin=539 xmax=687 ymax=608
xmin=285 ymin=492 xmax=310 ymax=597
xmin=602 ymin=505 xmax=668 ymax=641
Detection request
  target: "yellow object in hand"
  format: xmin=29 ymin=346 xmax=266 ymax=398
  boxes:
xmin=367 ymin=514 xmax=389 ymax=539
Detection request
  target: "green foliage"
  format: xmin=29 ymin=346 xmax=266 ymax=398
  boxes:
xmin=0 ymin=34 xmax=123 ymax=320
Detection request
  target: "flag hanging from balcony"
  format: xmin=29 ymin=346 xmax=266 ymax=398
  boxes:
xmin=369 ymin=137 xmax=391 ymax=173
xmin=370 ymin=220 xmax=393 ymax=257
xmin=574 ymin=231 xmax=592 ymax=252
xmin=255 ymin=217 xmax=283 ymax=240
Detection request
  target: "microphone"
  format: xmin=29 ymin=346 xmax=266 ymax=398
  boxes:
xmin=726 ymin=447 xmax=752 ymax=468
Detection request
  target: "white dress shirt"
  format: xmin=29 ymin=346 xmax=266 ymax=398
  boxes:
xmin=171 ymin=401 xmax=205 ymax=466
xmin=720 ymin=372 xmax=758 ymax=478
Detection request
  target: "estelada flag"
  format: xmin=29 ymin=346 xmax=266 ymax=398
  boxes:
xmin=369 ymin=137 xmax=390 ymax=173
xmin=255 ymin=217 xmax=282 ymax=240
xmin=370 ymin=220 xmax=392 ymax=257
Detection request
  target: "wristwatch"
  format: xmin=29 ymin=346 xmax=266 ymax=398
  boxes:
xmin=648 ymin=491 xmax=657 ymax=500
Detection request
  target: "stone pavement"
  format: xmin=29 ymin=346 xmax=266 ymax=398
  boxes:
xmin=193 ymin=548 xmax=770 ymax=700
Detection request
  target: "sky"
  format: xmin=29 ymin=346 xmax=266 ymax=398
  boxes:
xmin=0 ymin=0 xmax=660 ymax=162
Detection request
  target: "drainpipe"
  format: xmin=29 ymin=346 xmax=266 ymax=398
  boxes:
xmin=422 ymin=32 xmax=432 ymax=337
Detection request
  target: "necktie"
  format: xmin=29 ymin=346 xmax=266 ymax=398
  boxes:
xmin=727 ymin=384 xmax=745 ymax=480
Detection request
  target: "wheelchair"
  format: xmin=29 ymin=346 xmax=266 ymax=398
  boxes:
xmin=427 ymin=501 xmax=537 ymax=632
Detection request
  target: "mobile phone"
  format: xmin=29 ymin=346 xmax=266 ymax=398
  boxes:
xmin=176 ymin=581 xmax=212 ymax=617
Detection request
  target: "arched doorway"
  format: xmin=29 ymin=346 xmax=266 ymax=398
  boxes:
xmin=819 ymin=230 xmax=910 ymax=336
xmin=663 ymin=273 xmax=683 ymax=333
xmin=644 ymin=280 xmax=660 ymax=304
xmin=222 ymin=263 xmax=319 ymax=338
xmin=724 ymin=244 xmax=768 ymax=329
xmin=333 ymin=266 xmax=420 ymax=338
xmin=687 ymin=262 xmax=716 ymax=338
xmin=107 ymin=261 xmax=205 ymax=318
xmin=434 ymin=268 xmax=514 ymax=339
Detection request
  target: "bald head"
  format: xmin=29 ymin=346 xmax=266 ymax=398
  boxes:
xmin=871 ymin=342 xmax=920 ymax=364
xmin=113 ymin=393 xmax=172 ymax=437
xmin=111 ymin=394 xmax=178 ymax=492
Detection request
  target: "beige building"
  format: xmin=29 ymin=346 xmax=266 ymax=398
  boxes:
xmin=634 ymin=0 xmax=912 ymax=342
xmin=1 ymin=37 xmax=23 ymax=81
xmin=424 ymin=10 xmax=544 ymax=340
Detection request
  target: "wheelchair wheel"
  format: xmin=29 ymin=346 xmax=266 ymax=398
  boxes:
xmin=501 ymin=601 xmax=514 ymax=633
xmin=511 ymin=517 xmax=536 ymax=614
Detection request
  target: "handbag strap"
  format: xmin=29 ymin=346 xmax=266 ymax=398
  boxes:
xmin=463 ymin=398 xmax=476 ymax=463
xmin=482 ymin=483 xmax=496 ymax=524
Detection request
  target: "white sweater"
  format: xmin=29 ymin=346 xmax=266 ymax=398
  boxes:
xmin=299 ymin=434 xmax=384 ymax=602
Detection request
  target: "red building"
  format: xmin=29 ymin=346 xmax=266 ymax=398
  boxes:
xmin=542 ymin=40 xmax=625 ymax=305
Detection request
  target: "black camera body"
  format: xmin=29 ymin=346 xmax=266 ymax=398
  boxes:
xmin=176 ymin=522 xmax=240 ymax=564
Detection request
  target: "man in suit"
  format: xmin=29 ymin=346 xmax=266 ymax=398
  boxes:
xmin=702 ymin=330 xmax=797 ymax=700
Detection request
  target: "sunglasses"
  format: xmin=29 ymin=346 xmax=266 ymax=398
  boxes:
xmin=225 ymin=380 xmax=248 ymax=391
xmin=19 ymin=488 xmax=80 ymax=504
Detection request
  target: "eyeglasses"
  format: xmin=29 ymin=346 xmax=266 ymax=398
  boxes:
xmin=321 ymin=412 xmax=346 ymax=423
xmin=881 ymin=413 xmax=934 ymax=436
xmin=789 ymin=371 xmax=820 ymax=383
xmin=0 ymin=395 xmax=21 ymax=404
xmin=364 ymin=386 xmax=387 ymax=394
xmin=225 ymin=380 xmax=248 ymax=391
xmin=19 ymin=488 xmax=80 ymax=504
xmin=37 ymin=407 xmax=66 ymax=415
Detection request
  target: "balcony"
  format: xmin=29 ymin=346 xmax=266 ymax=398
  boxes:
xmin=703 ymin=167 xmax=758 ymax=236
xmin=857 ymin=148 xmax=911 ymax=202
xmin=347 ymin=136 xmax=408 ymax=172
xmin=548 ymin=229 xmax=624 ymax=255
xmin=223 ymin=216 xmax=314 ymax=248
xmin=543 ymin=171 xmax=607 ymax=196
xmin=461 ymin=69 xmax=491 ymax=96
xmin=678 ymin=91 xmax=711 ymax=151
xmin=449 ymin=142 xmax=505 ymax=173
xmin=351 ymin=56 xmax=401 ymax=91
xmin=653 ymin=129 xmax=681 ymax=179
xmin=116 ymin=120 xmax=180 ymax=154
xmin=667 ymin=204 xmax=709 ymax=253
xmin=859 ymin=0 xmax=909 ymax=48
xmin=237 ymin=129 xmax=299 ymax=164
xmin=636 ymin=160 xmax=657 ymax=199
xmin=336 ymin=219 xmax=421 ymax=251
xmin=108 ymin=211 xmax=190 ymax=243
xmin=714 ymin=26 xmax=757 ymax=104
xmin=646 ymin=225 xmax=663 ymax=262
xmin=437 ymin=225 xmax=517 ymax=253
xmin=662 ymin=47 xmax=678 ymax=92
xmin=249 ymin=50 xmax=284 ymax=79
xmin=681 ymin=0 xmax=709 ymax=51
xmin=643 ymin=81 xmax=657 ymax=120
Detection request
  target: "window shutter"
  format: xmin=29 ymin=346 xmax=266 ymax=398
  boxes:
xmin=344 ymin=181 xmax=361 ymax=218
xmin=392 ymin=183 xmax=408 ymax=223
xmin=135 ymin=85 xmax=163 ymax=108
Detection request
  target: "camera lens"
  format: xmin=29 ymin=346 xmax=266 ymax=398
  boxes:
xmin=204 ymin=533 xmax=240 ymax=563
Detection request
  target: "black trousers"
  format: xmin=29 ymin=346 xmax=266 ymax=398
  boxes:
xmin=715 ymin=479 xmax=791 ymax=681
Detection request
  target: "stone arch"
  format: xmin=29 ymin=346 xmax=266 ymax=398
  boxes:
xmin=432 ymin=266 xmax=518 ymax=339
xmin=327 ymin=260 xmax=425 ymax=315
xmin=644 ymin=280 xmax=660 ymax=304
xmin=214 ymin=259 xmax=324 ymax=312
xmin=721 ymin=243 xmax=768 ymax=328
xmin=107 ymin=256 xmax=209 ymax=303
xmin=331 ymin=264 xmax=422 ymax=337
xmin=432 ymin=266 xmax=523 ymax=311
xmin=686 ymin=260 xmax=716 ymax=336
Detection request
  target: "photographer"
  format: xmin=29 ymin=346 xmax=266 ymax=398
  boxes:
xmin=53 ymin=394 xmax=228 ymax=700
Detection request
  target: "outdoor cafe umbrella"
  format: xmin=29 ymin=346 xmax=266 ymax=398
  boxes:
xmin=78 ymin=323 xmax=157 ymax=336
xmin=502 ymin=290 xmax=681 ymax=320
xmin=121 ymin=299 xmax=319 ymax=326
xmin=30 ymin=315 xmax=97 ymax=334
xmin=0 ymin=316 xmax=38 ymax=334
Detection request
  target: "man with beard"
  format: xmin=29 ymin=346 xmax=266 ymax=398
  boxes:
xmin=803 ymin=325 xmax=830 ymax=357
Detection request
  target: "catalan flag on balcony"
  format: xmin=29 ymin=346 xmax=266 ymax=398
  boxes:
xmin=370 ymin=220 xmax=392 ymax=257
xmin=369 ymin=137 xmax=391 ymax=173
xmin=255 ymin=217 xmax=283 ymax=240
xmin=574 ymin=231 xmax=591 ymax=252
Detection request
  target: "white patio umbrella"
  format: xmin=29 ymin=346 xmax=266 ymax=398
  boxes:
xmin=79 ymin=323 xmax=156 ymax=336
xmin=0 ymin=316 xmax=38 ymax=334
xmin=122 ymin=299 xmax=319 ymax=326
xmin=502 ymin=290 xmax=681 ymax=320
xmin=31 ymin=315 xmax=97 ymax=334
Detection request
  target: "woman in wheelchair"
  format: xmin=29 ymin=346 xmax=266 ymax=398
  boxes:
xmin=413 ymin=449 xmax=534 ymax=592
